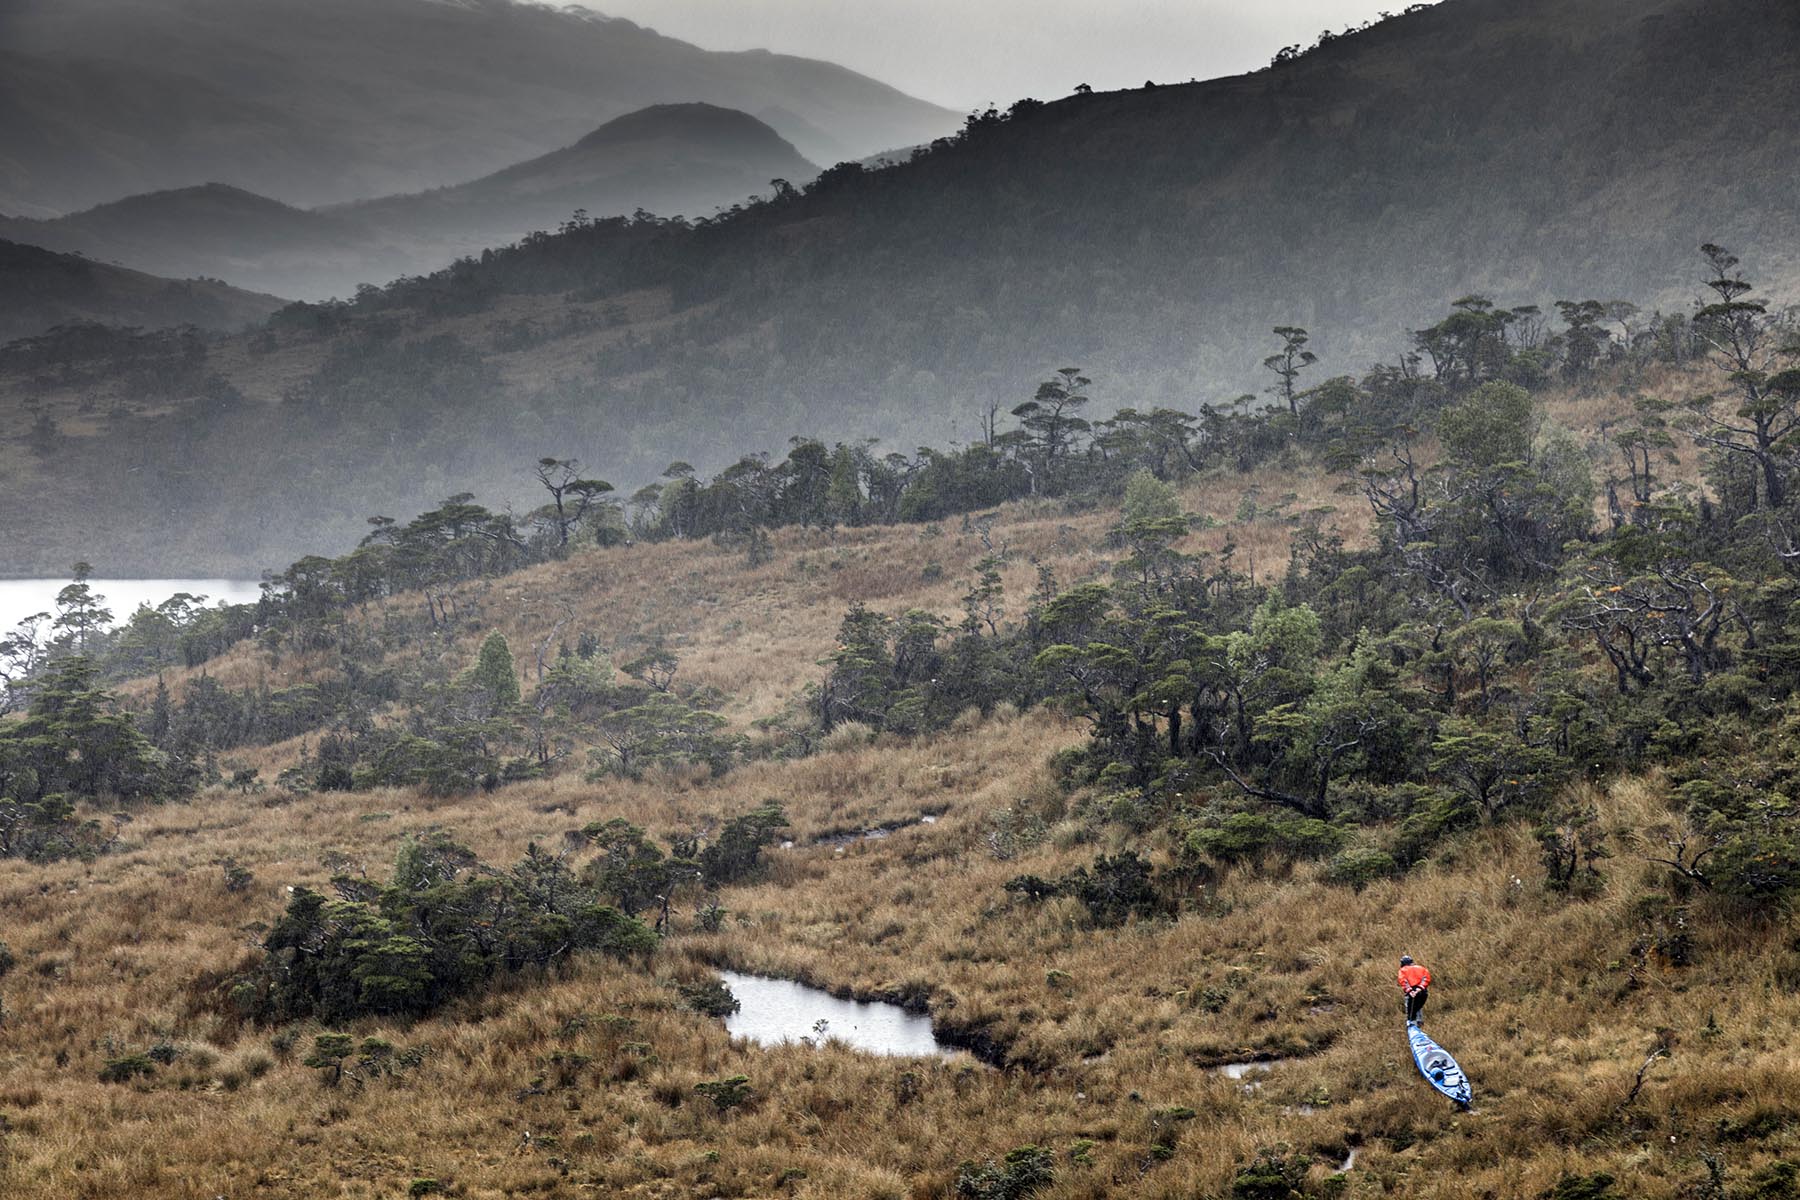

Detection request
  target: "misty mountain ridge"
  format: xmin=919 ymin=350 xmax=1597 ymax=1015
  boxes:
xmin=0 ymin=106 xmax=819 ymax=301
xmin=0 ymin=239 xmax=284 ymax=346
xmin=3 ymin=0 xmax=1798 ymax=575
xmin=336 ymin=104 xmax=819 ymax=239
xmin=570 ymin=103 xmax=802 ymax=152
xmin=0 ymin=0 xmax=956 ymax=215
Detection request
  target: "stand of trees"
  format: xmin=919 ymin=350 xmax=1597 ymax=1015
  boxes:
xmin=9 ymin=247 xmax=1798 ymax=917
xmin=227 ymin=804 xmax=787 ymax=1024
xmin=0 ymin=655 xmax=196 ymax=860
xmin=231 ymin=834 xmax=659 ymax=1024
xmin=802 ymin=247 xmax=1800 ymax=915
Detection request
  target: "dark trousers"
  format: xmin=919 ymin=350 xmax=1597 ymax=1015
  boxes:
xmin=1405 ymin=987 xmax=1428 ymax=1022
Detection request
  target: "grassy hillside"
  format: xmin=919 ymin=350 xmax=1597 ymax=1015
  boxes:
xmin=4 ymin=446 xmax=1799 ymax=1200
xmin=0 ymin=0 xmax=955 ymax=213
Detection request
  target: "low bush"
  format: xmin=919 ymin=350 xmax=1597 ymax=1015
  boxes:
xmin=228 ymin=836 xmax=658 ymax=1024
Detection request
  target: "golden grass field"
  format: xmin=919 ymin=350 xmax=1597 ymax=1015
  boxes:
xmin=115 ymin=457 xmax=1359 ymax=739
xmin=5 ymin=701 xmax=1796 ymax=1199
xmin=5 ymin=377 xmax=1796 ymax=1199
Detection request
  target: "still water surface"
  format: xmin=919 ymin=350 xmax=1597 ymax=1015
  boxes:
xmin=0 ymin=579 xmax=264 ymax=636
xmin=718 ymin=970 xmax=956 ymax=1058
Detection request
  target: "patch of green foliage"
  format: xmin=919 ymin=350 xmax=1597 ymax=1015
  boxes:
xmin=694 ymin=1074 xmax=752 ymax=1112
xmin=1230 ymin=1147 xmax=1311 ymax=1199
xmin=677 ymin=977 xmax=740 ymax=1018
xmin=1005 ymin=852 xmax=1170 ymax=927
xmin=954 ymin=1144 xmax=1056 ymax=1200
xmin=0 ymin=656 xmax=194 ymax=860
xmin=232 ymin=835 xmax=657 ymax=1023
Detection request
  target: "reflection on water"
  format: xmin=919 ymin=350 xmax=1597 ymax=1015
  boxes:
xmin=1214 ymin=1058 xmax=1288 ymax=1080
xmin=718 ymin=970 xmax=956 ymax=1058
xmin=0 ymin=578 xmax=263 ymax=635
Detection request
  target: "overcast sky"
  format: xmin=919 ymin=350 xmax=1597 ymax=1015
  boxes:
xmin=574 ymin=1 xmax=1428 ymax=110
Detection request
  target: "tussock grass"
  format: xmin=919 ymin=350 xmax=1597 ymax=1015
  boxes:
xmin=6 ymin=707 xmax=1796 ymax=1197
xmin=8 ymin=395 xmax=1800 ymax=1196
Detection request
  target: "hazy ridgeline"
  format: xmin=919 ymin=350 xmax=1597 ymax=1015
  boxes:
xmin=3 ymin=0 xmax=1797 ymax=576
xmin=0 ymin=0 xmax=955 ymax=214
xmin=0 ymin=105 xmax=829 ymax=303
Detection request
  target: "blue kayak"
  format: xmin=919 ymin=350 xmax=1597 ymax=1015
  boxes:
xmin=1406 ymin=1021 xmax=1471 ymax=1107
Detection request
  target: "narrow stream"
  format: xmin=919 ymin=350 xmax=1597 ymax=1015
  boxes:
xmin=1213 ymin=1056 xmax=1291 ymax=1088
xmin=718 ymin=970 xmax=958 ymax=1058
xmin=781 ymin=812 xmax=945 ymax=851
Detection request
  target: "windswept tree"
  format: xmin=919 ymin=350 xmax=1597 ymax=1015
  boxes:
xmin=781 ymin=438 xmax=834 ymax=528
xmin=1682 ymin=244 xmax=1800 ymax=512
xmin=52 ymin=562 xmax=112 ymax=654
xmin=1413 ymin=295 xmax=1518 ymax=386
xmin=1607 ymin=395 xmax=1677 ymax=520
xmin=1263 ymin=326 xmax=1318 ymax=418
xmin=1555 ymin=299 xmax=1613 ymax=380
xmin=0 ymin=612 xmax=50 ymax=715
xmin=825 ymin=442 xmax=866 ymax=526
xmin=1010 ymin=368 xmax=1092 ymax=494
xmin=1095 ymin=407 xmax=1205 ymax=480
xmin=533 ymin=458 xmax=615 ymax=549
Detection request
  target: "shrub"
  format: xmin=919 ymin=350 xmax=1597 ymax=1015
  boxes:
xmin=1539 ymin=1173 xmax=1619 ymax=1200
xmin=1004 ymin=853 xmax=1169 ymax=925
xmin=1323 ymin=847 xmax=1402 ymax=891
xmin=1229 ymin=1147 xmax=1310 ymax=1199
xmin=1736 ymin=1161 xmax=1799 ymax=1200
xmin=98 ymin=1053 xmax=157 ymax=1084
xmin=220 ymin=858 xmax=255 ymax=893
xmin=1062 ymin=852 xmax=1167 ymax=927
xmin=955 ymin=1144 xmax=1055 ymax=1200
xmin=677 ymin=977 xmax=740 ymax=1018
xmin=1536 ymin=803 xmax=1609 ymax=895
xmin=694 ymin=1073 xmax=752 ymax=1112
xmin=303 ymin=1033 xmax=356 ymax=1085
xmin=1187 ymin=813 xmax=1347 ymax=866
xmin=1002 ymin=874 xmax=1062 ymax=902
xmin=231 ymin=839 xmax=658 ymax=1024
xmin=699 ymin=804 xmax=789 ymax=887
xmin=1 ymin=657 xmax=195 ymax=860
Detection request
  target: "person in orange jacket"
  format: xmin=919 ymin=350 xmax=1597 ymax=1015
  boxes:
xmin=1398 ymin=955 xmax=1431 ymax=1024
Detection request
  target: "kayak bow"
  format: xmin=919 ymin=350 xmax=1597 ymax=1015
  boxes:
xmin=1406 ymin=1020 xmax=1471 ymax=1107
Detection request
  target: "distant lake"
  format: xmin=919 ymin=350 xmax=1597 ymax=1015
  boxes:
xmin=0 ymin=578 xmax=265 ymax=636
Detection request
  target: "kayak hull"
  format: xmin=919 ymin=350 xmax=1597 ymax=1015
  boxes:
xmin=1406 ymin=1020 xmax=1472 ymax=1107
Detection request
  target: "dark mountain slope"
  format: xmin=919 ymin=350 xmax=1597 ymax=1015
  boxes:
xmin=0 ymin=108 xmax=819 ymax=300
xmin=0 ymin=239 xmax=284 ymax=345
xmin=0 ymin=0 xmax=955 ymax=213
xmin=345 ymin=0 xmax=1800 ymax=430
xmin=0 ymin=184 xmax=409 ymax=301
xmin=2 ymin=0 xmax=1797 ymax=574
xmin=336 ymin=104 xmax=820 ymax=269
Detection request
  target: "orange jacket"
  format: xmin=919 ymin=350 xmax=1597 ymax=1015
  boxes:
xmin=1398 ymin=964 xmax=1431 ymax=991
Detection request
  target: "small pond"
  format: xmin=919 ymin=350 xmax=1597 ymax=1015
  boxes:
xmin=1214 ymin=1057 xmax=1290 ymax=1081
xmin=718 ymin=970 xmax=957 ymax=1058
